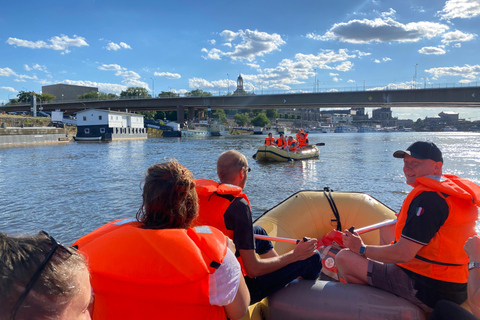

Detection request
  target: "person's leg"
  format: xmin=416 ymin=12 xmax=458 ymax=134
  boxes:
xmin=430 ymin=300 xmax=477 ymax=320
xmin=245 ymin=250 xmax=322 ymax=304
xmin=335 ymin=248 xmax=369 ymax=284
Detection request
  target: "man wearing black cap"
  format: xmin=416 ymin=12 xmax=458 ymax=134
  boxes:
xmin=336 ymin=141 xmax=480 ymax=312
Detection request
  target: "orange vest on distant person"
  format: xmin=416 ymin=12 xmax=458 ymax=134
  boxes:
xmin=297 ymin=136 xmax=308 ymax=147
xmin=277 ymin=138 xmax=286 ymax=148
xmin=265 ymin=137 xmax=276 ymax=145
xmin=193 ymin=179 xmax=251 ymax=276
xmin=288 ymin=139 xmax=298 ymax=152
xmin=395 ymin=175 xmax=480 ymax=283
xmin=74 ymin=218 xmax=227 ymax=320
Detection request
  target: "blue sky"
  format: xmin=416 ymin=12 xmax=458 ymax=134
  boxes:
xmin=1 ymin=0 xmax=479 ymax=120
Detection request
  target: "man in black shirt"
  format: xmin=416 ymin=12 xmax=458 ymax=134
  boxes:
xmin=336 ymin=141 xmax=480 ymax=312
xmin=216 ymin=150 xmax=322 ymax=304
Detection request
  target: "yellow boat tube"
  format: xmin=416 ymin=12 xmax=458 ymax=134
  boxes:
xmin=254 ymin=145 xmax=319 ymax=162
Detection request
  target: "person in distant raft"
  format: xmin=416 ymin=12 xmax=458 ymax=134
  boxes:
xmin=265 ymin=132 xmax=276 ymax=146
xmin=336 ymin=141 xmax=480 ymax=312
xmin=286 ymin=136 xmax=297 ymax=151
xmin=74 ymin=161 xmax=250 ymax=320
xmin=276 ymin=133 xmax=287 ymax=149
xmin=192 ymin=150 xmax=322 ymax=304
xmin=297 ymin=132 xmax=309 ymax=149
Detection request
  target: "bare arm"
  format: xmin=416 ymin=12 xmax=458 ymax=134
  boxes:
xmin=343 ymin=230 xmax=423 ymax=263
xmin=464 ymin=235 xmax=480 ymax=319
xmin=224 ymin=275 xmax=250 ymax=320
xmin=239 ymin=238 xmax=317 ymax=278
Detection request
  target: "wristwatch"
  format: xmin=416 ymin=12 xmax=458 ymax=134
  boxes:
xmin=359 ymin=245 xmax=367 ymax=257
xmin=468 ymin=262 xmax=480 ymax=270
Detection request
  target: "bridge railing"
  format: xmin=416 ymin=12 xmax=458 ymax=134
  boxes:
xmin=3 ymin=81 xmax=480 ymax=106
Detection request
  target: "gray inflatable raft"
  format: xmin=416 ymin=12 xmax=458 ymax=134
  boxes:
xmin=263 ymin=279 xmax=426 ymax=320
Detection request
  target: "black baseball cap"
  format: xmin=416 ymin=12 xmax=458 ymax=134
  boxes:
xmin=393 ymin=141 xmax=443 ymax=163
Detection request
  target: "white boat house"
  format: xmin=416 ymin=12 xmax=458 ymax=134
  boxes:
xmin=75 ymin=109 xmax=147 ymax=141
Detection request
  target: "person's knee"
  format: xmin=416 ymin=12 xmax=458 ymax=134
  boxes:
xmin=335 ymin=249 xmax=351 ymax=270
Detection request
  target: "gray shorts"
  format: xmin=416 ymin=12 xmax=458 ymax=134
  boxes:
xmin=367 ymin=260 xmax=432 ymax=313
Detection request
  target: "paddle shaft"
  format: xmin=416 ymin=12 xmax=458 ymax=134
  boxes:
xmin=254 ymin=219 xmax=397 ymax=244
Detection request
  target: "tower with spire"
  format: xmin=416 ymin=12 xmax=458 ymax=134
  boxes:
xmin=233 ymin=73 xmax=247 ymax=95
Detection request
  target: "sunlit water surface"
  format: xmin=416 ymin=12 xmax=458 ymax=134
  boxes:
xmin=1 ymin=132 xmax=479 ymax=244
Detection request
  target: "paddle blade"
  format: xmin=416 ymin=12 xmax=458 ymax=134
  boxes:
xmin=316 ymin=143 xmax=325 ymax=146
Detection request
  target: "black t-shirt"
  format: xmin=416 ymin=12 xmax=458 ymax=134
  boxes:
xmin=224 ymin=197 xmax=255 ymax=251
xmin=400 ymin=191 xmax=468 ymax=307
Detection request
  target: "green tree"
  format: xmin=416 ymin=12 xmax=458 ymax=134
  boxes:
xmin=158 ymin=91 xmax=179 ymax=97
xmin=120 ymin=87 xmax=151 ymax=98
xmin=79 ymin=91 xmax=117 ymax=100
xmin=186 ymin=89 xmax=212 ymax=97
xmin=39 ymin=93 xmax=56 ymax=102
xmin=234 ymin=113 xmax=249 ymax=126
xmin=17 ymin=90 xmax=34 ymax=103
xmin=139 ymin=111 xmax=156 ymax=120
xmin=250 ymin=112 xmax=270 ymax=127
xmin=213 ymin=109 xmax=228 ymax=124
xmin=266 ymin=109 xmax=277 ymax=119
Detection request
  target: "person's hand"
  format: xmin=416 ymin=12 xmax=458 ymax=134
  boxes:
xmin=342 ymin=229 xmax=364 ymax=255
xmin=292 ymin=237 xmax=317 ymax=261
xmin=226 ymin=236 xmax=236 ymax=253
xmin=464 ymin=235 xmax=480 ymax=262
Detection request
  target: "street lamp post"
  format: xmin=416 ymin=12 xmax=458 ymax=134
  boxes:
xmin=150 ymin=77 xmax=155 ymax=98
xmin=423 ymin=77 xmax=427 ymax=89
xmin=314 ymin=68 xmax=316 ymax=93
xmin=414 ymin=63 xmax=418 ymax=89
xmin=227 ymin=74 xmax=230 ymax=95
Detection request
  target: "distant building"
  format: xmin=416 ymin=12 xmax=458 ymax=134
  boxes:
xmin=424 ymin=115 xmax=442 ymax=127
xmin=74 ymin=109 xmax=147 ymax=141
xmin=233 ymin=74 xmax=247 ymax=95
xmin=439 ymin=111 xmax=459 ymax=125
xmin=372 ymin=107 xmax=397 ymax=127
xmin=42 ymin=84 xmax=98 ymax=102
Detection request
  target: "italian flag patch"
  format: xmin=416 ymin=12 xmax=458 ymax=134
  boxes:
xmin=416 ymin=207 xmax=425 ymax=216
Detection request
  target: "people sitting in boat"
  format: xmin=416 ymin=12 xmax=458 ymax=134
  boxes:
xmin=336 ymin=141 xmax=480 ymax=313
xmin=192 ymin=150 xmax=322 ymax=304
xmin=296 ymin=129 xmax=308 ymax=141
xmin=265 ymin=132 xmax=276 ymax=146
xmin=286 ymin=136 xmax=298 ymax=151
xmin=276 ymin=133 xmax=287 ymax=149
xmin=430 ymin=235 xmax=480 ymax=320
xmin=297 ymin=132 xmax=309 ymax=149
xmin=73 ymin=161 xmax=250 ymax=320
xmin=0 ymin=231 xmax=92 ymax=320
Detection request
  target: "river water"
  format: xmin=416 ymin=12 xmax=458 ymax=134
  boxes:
xmin=1 ymin=132 xmax=479 ymax=244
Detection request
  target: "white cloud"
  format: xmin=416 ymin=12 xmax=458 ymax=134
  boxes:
xmin=348 ymin=79 xmax=355 ymax=83
xmin=454 ymin=43 xmax=462 ymax=48
xmin=24 ymin=64 xmax=48 ymax=72
xmin=307 ymin=18 xmax=449 ymax=43
xmin=220 ymin=30 xmax=238 ymax=42
xmin=437 ymin=0 xmax=480 ymax=20
xmin=269 ymin=83 xmax=291 ymax=90
xmin=374 ymin=59 xmax=381 ymax=63
xmin=106 ymin=41 xmax=132 ymax=51
xmin=441 ymin=30 xmax=476 ymax=44
xmin=208 ymin=39 xmax=216 ymax=45
xmin=201 ymin=48 xmax=223 ymax=60
xmin=222 ymin=43 xmax=232 ymax=47
xmin=0 ymin=67 xmax=17 ymax=77
xmin=6 ymin=35 xmax=88 ymax=54
xmin=418 ymin=46 xmax=446 ymax=55
xmin=204 ymin=29 xmax=286 ymax=61
xmin=383 ymin=57 xmax=391 ymax=62
xmin=381 ymin=8 xmax=396 ymax=19
xmin=425 ymin=64 xmax=480 ymax=79
xmin=353 ymin=50 xmax=372 ymax=57
xmin=98 ymin=64 xmax=125 ymax=71
xmin=0 ymin=86 xmax=16 ymax=92
xmin=329 ymin=73 xmax=339 ymax=77
xmin=154 ymin=72 xmax=181 ymax=79
xmin=189 ymin=77 xmax=215 ymax=89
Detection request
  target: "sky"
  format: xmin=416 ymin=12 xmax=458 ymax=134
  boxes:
xmin=1 ymin=0 xmax=479 ymax=120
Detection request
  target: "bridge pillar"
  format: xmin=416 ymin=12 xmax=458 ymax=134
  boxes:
xmin=176 ymin=105 xmax=185 ymax=127
xmin=188 ymin=107 xmax=195 ymax=122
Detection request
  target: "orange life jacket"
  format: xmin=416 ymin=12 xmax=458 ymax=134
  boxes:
xmin=265 ymin=136 xmax=276 ymax=145
xmin=395 ymin=175 xmax=480 ymax=283
xmin=276 ymin=138 xmax=286 ymax=148
xmin=74 ymin=219 xmax=227 ymax=320
xmin=193 ymin=179 xmax=251 ymax=276
xmin=297 ymin=136 xmax=308 ymax=148
xmin=287 ymin=139 xmax=298 ymax=152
